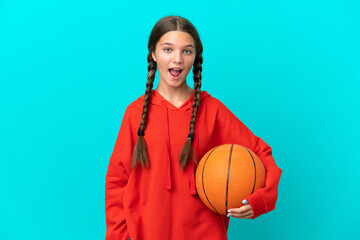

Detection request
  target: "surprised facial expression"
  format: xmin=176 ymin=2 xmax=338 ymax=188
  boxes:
xmin=152 ymin=31 xmax=196 ymax=89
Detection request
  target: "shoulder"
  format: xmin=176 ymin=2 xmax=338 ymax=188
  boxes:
xmin=123 ymin=96 xmax=143 ymax=117
xmin=200 ymin=91 xmax=239 ymax=122
xmin=200 ymin=90 xmax=227 ymax=111
xmin=117 ymin=97 xmax=143 ymax=127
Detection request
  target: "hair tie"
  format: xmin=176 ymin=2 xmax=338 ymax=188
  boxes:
xmin=187 ymin=133 xmax=194 ymax=141
xmin=137 ymin=130 xmax=145 ymax=137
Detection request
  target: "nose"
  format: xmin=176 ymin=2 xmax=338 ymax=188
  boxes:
xmin=172 ymin=50 xmax=183 ymax=63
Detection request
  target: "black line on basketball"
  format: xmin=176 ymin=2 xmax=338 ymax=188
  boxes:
xmin=243 ymin=146 xmax=257 ymax=194
xmin=202 ymin=146 xmax=220 ymax=214
xmin=225 ymin=144 xmax=234 ymax=215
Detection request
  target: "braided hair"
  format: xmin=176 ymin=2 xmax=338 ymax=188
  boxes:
xmin=131 ymin=52 xmax=156 ymax=168
xmin=132 ymin=16 xmax=203 ymax=171
xmin=178 ymin=54 xmax=203 ymax=170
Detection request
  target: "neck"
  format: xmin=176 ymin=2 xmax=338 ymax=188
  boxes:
xmin=154 ymin=84 xmax=194 ymax=103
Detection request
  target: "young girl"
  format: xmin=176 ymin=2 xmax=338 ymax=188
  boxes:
xmin=105 ymin=16 xmax=282 ymax=240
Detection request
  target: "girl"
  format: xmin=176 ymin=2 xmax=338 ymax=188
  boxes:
xmin=105 ymin=16 xmax=282 ymax=240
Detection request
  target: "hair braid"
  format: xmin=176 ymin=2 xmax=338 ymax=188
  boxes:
xmin=179 ymin=54 xmax=203 ymax=171
xmin=132 ymin=52 xmax=157 ymax=168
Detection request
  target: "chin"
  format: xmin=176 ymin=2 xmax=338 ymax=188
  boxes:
xmin=169 ymin=80 xmax=187 ymax=88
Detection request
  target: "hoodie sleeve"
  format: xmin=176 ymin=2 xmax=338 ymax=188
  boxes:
xmin=105 ymin=107 xmax=134 ymax=240
xmin=214 ymin=100 xmax=283 ymax=219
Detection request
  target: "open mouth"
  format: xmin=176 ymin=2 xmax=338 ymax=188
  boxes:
xmin=169 ymin=68 xmax=183 ymax=78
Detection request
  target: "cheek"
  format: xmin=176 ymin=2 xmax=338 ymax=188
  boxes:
xmin=157 ymin=56 xmax=171 ymax=69
xmin=190 ymin=55 xmax=196 ymax=64
xmin=185 ymin=58 xmax=196 ymax=71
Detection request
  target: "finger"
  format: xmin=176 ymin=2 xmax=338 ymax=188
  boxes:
xmin=228 ymin=208 xmax=252 ymax=217
xmin=228 ymin=205 xmax=251 ymax=214
xmin=242 ymin=213 xmax=253 ymax=219
xmin=229 ymin=210 xmax=252 ymax=218
xmin=229 ymin=212 xmax=253 ymax=219
xmin=230 ymin=210 xmax=254 ymax=218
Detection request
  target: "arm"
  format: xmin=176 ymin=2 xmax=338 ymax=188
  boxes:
xmin=243 ymin=136 xmax=282 ymax=219
xmin=215 ymin=100 xmax=283 ymax=219
xmin=105 ymin=108 xmax=134 ymax=240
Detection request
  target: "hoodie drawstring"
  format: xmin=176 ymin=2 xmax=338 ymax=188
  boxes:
xmin=190 ymin=125 xmax=198 ymax=195
xmin=161 ymin=99 xmax=199 ymax=196
xmin=161 ymin=100 xmax=172 ymax=191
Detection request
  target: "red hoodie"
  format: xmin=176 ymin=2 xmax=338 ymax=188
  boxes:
xmin=105 ymin=89 xmax=282 ymax=240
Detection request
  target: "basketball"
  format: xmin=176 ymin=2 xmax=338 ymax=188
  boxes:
xmin=195 ymin=144 xmax=266 ymax=215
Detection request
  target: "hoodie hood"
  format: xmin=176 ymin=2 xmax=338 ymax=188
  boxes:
xmin=136 ymin=89 xmax=211 ymax=195
xmin=137 ymin=89 xmax=210 ymax=110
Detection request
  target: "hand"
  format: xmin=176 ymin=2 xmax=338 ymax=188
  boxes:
xmin=227 ymin=200 xmax=253 ymax=219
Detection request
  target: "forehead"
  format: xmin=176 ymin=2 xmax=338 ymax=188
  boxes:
xmin=157 ymin=31 xmax=195 ymax=47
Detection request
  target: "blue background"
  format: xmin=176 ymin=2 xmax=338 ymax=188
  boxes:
xmin=1 ymin=0 xmax=359 ymax=239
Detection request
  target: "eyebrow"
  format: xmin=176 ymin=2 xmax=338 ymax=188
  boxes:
xmin=160 ymin=42 xmax=195 ymax=48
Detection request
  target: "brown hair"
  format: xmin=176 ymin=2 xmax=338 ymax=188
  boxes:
xmin=132 ymin=16 xmax=203 ymax=171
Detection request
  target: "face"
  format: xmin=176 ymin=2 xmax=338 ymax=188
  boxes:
xmin=152 ymin=31 xmax=196 ymax=89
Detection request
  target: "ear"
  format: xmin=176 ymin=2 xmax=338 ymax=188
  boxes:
xmin=152 ymin=51 xmax=157 ymax=62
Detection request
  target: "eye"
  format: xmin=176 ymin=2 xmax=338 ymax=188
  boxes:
xmin=184 ymin=50 xmax=192 ymax=54
xmin=164 ymin=48 xmax=172 ymax=52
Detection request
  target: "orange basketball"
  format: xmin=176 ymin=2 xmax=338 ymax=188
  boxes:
xmin=195 ymin=144 xmax=266 ymax=215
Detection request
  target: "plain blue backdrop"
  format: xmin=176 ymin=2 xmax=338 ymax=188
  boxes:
xmin=1 ymin=0 xmax=359 ymax=239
